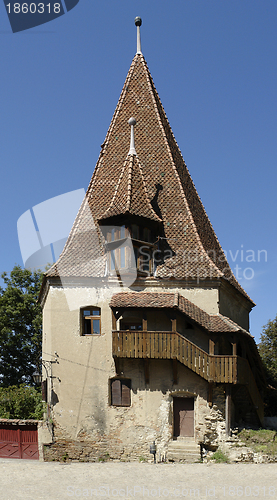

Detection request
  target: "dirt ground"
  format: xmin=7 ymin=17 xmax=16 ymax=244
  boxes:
xmin=0 ymin=459 xmax=276 ymax=500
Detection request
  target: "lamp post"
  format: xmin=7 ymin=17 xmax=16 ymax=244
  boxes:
xmin=150 ymin=441 xmax=157 ymax=463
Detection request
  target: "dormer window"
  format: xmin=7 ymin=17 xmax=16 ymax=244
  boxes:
xmin=81 ymin=307 xmax=101 ymax=335
xmin=108 ymin=226 xmax=127 ymax=242
xmin=103 ymin=223 xmax=156 ymax=276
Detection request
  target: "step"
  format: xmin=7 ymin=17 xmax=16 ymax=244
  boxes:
xmin=167 ymin=438 xmax=201 ymax=463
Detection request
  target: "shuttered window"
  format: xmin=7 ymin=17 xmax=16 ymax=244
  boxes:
xmin=111 ymin=378 xmax=131 ymax=407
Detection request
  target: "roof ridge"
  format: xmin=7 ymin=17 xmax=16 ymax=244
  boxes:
xmin=101 ymin=156 xmax=130 ymax=219
xmin=126 ymin=155 xmax=133 ymax=211
xmin=131 ymin=155 xmax=162 ymax=221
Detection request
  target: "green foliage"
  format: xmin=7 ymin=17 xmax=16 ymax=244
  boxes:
xmin=258 ymin=316 xmax=277 ymax=381
xmin=0 ymin=265 xmax=43 ymax=387
xmin=210 ymin=450 xmax=229 ymax=463
xmin=258 ymin=316 xmax=277 ymax=416
xmin=0 ymin=384 xmax=45 ymax=419
xmin=238 ymin=428 xmax=277 ymax=456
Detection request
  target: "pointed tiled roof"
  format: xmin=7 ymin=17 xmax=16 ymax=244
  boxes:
xmin=45 ymin=51 xmax=253 ymax=304
xmin=100 ymin=153 xmax=161 ymax=222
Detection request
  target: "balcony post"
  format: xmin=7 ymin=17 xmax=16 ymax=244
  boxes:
xmin=209 ymin=339 xmax=215 ymax=355
xmin=142 ymin=318 xmax=147 ymax=331
xmin=171 ymin=318 xmax=177 ymax=332
xmin=112 ymin=310 xmax=117 ymax=330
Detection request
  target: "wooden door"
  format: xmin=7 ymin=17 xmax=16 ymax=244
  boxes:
xmin=173 ymin=397 xmax=194 ymax=437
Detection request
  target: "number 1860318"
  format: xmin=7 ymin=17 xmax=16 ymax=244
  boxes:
xmin=6 ymin=3 xmax=61 ymax=14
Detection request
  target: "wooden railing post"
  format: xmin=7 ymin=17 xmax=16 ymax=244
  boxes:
xmin=111 ymin=331 xmax=263 ymax=425
xmin=209 ymin=339 xmax=215 ymax=355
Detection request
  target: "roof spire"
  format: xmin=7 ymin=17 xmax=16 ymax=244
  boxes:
xmin=135 ymin=17 xmax=142 ymax=55
xmin=128 ymin=117 xmax=137 ymax=155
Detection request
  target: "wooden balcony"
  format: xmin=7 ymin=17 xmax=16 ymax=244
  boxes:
xmin=112 ymin=330 xmax=263 ymax=423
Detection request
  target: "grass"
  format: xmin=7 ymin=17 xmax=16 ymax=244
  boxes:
xmin=209 ymin=450 xmax=229 ymax=463
xmin=98 ymin=453 xmax=110 ymax=462
xmin=61 ymin=452 xmax=69 ymax=462
xmin=238 ymin=429 xmax=277 ymax=456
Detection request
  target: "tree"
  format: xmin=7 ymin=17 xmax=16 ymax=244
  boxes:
xmin=0 ymin=384 xmax=44 ymax=419
xmin=258 ymin=316 xmax=277 ymax=382
xmin=258 ymin=315 xmax=277 ymax=416
xmin=0 ymin=265 xmax=43 ymax=387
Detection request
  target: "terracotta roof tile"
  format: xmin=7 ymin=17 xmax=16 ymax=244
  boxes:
xmin=100 ymin=154 xmax=161 ymax=222
xmin=45 ymin=53 xmax=253 ymax=304
xmin=109 ymin=291 xmax=248 ymax=334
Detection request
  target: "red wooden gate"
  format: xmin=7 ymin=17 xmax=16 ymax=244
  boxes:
xmin=0 ymin=423 xmax=38 ymax=460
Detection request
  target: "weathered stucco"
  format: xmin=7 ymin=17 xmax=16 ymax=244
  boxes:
xmin=42 ymin=284 xmax=229 ymax=461
xmin=218 ymin=286 xmax=251 ymax=330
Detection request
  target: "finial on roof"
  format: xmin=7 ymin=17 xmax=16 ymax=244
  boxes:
xmin=128 ymin=117 xmax=137 ymax=156
xmin=135 ymin=16 xmax=142 ymax=55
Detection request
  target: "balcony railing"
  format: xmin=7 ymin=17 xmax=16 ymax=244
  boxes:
xmin=113 ymin=330 xmax=238 ymax=383
xmin=112 ymin=330 xmax=264 ymax=423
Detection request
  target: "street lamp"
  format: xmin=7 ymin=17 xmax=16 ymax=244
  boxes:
xmin=32 ymin=370 xmax=42 ymax=385
xmin=32 ymin=357 xmax=59 ymax=385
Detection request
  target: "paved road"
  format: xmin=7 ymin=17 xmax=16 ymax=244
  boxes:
xmin=0 ymin=459 xmax=276 ymax=500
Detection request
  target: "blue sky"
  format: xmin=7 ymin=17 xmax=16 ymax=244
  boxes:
xmin=0 ymin=0 xmax=276 ymax=343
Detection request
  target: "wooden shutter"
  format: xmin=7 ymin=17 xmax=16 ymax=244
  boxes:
xmin=111 ymin=379 xmax=121 ymax=406
xmin=121 ymin=380 xmax=131 ymax=406
xmin=42 ymin=379 xmax=47 ymax=402
xmin=111 ymin=379 xmax=131 ymax=406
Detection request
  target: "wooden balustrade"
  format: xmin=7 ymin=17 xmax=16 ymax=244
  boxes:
xmin=112 ymin=330 xmax=238 ymax=384
xmin=112 ymin=329 xmax=264 ymax=424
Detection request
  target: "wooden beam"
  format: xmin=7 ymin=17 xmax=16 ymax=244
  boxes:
xmin=171 ymin=318 xmax=177 ymax=332
xmin=225 ymin=385 xmax=232 ymax=436
xmin=209 ymin=339 xmax=215 ymax=355
xmin=232 ymin=343 xmax=237 ymax=356
xmin=142 ymin=318 xmax=147 ymax=331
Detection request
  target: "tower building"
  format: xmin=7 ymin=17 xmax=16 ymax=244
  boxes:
xmin=40 ymin=18 xmax=265 ymax=462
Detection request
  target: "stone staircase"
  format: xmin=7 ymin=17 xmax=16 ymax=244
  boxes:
xmin=167 ymin=437 xmax=201 ymax=463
